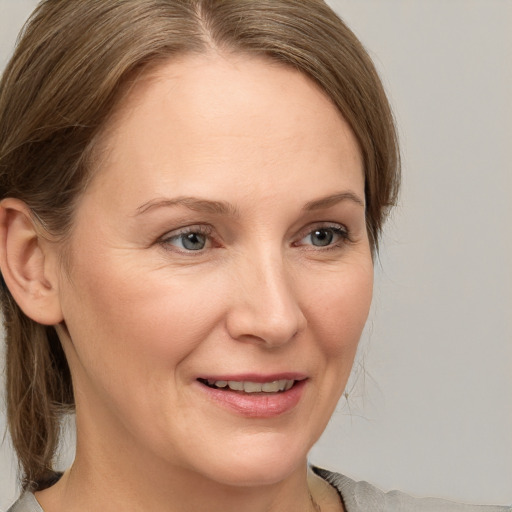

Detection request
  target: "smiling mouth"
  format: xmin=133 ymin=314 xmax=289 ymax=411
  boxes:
xmin=198 ymin=378 xmax=296 ymax=393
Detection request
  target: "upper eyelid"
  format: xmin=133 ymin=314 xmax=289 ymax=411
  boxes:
xmin=295 ymin=222 xmax=349 ymax=239
xmin=160 ymin=224 xmax=213 ymax=239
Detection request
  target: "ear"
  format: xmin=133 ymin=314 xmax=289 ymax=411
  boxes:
xmin=0 ymin=198 xmax=63 ymax=325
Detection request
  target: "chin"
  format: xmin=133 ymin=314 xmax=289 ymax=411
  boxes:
xmin=202 ymin=460 xmax=304 ymax=488
xmin=185 ymin=434 xmax=309 ymax=488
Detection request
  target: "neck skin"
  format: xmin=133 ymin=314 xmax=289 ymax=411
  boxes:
xmin=35 ymin=454 xmax=339 ymax=512
xmin=35 ymin=410 xmax=342 ymax=512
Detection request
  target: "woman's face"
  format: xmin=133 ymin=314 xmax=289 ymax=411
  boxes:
xmin=55 ymin=54 xmax=373 ymax=486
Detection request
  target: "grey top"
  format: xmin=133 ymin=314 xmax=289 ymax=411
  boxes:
xmin=7 ymin=493 xmax=41 ymax=512
xmin=7 ymin=467 xmax=511 ymax=512
xmin=313 ymin=468 xmax=511 ymax=512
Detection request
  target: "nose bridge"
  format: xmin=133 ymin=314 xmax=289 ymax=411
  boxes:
xmin=227 ymin=246 xmax=306 ymax=346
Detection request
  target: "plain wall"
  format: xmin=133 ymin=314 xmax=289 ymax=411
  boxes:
xmin=1 ymin=0 xmax=511 ymax=509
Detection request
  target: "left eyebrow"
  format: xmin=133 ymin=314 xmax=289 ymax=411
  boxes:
xmin=302 ymin=191 xmax=365 ymax=211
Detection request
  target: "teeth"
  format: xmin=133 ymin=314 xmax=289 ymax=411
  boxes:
xmin=206 ymin=379 xmax=295 ymax=393
xmin=261 ymin=381 xmax=280 ymax=392
xmin=243 ymin=381 xmax=262 ymax=393
xmin=228 ymin=380 xmax=244 ymax=391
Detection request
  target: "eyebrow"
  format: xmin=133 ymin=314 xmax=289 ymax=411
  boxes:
xmin=135 ymin=190 xmax=365 ymax=217
xmin=303 ymin=191 xmax=365 ymax=211
xmin=135 ymin=196 xmax=240 ymax=217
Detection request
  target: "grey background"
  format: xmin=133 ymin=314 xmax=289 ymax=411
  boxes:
xmin=1 ymin=0 xmax=511 ymax=509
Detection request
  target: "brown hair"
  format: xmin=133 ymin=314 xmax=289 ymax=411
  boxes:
xmin=0 ymin=0 xmax=400 ymax=491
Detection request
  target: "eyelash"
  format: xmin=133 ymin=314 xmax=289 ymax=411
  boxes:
xmin=294 ymin=224 xmax=351 ymax=251
xmin=159 ymin=225 xmax=215 ymax=252
xmin=158 ymin=223 xmax=351 ymax=254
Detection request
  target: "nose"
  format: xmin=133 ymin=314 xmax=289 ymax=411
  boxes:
xmin=225 ymin=252 xmax=307 ymax=347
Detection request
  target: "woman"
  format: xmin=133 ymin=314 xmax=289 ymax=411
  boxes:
xmin=0 ymin=1 xmax=508 ymax=511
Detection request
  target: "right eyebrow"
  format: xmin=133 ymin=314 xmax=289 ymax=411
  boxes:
xmin=134 ymin=196 xmax=241 ymax=218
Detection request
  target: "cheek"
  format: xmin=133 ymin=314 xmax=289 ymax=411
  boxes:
xmin=304 ymin=259 xmax=373 ymax=357
xmin=297 ymin=258 xmax=373 ymax=440
xmin=60 ymin=252 xmax=225 ymax=383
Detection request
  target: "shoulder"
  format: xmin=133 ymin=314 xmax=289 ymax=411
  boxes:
xmin=7 ymin=472 xmax=511 ymax=512
xmin=313 ymin=467 xmax=511 ymax=512
xmin=6 ymin=493 xmax=43 ymax=512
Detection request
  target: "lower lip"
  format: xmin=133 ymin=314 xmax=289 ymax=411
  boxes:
xmin=197 ymin=380 xmax=307 ymax=418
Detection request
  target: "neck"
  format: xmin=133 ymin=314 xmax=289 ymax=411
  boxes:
xmin=36 ymin=426 xmax=321 ymax=512
xmin=37 ymin=461 xmax=318 ymax=512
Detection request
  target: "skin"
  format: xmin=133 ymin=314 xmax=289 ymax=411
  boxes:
xmin=6 ymin=53 xmax=373 ymax=512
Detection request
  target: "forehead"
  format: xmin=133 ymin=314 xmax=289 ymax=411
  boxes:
xmin=86 ymin=52 xmax=363 ymax=212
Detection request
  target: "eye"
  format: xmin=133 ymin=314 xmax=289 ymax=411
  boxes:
xmin=174 ymin=232 xmax=207 ymax=251
xmin=160 ymin=226 xmax=213 ymax=252
xmin=297 ymin=225 xmax=349 ymax=248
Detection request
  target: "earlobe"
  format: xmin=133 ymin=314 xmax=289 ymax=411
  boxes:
xmin=0 ymin=198 xmax=64 ymax=325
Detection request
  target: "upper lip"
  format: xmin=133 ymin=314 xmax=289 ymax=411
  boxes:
xmin=197 ymin=373 xmax=307 ymax=383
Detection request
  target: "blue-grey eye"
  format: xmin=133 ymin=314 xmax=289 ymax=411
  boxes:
xmin=309 ymin=228 xmax=335 ymax=247
xmin=178 ymin=232 xmax=207 ymax=251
